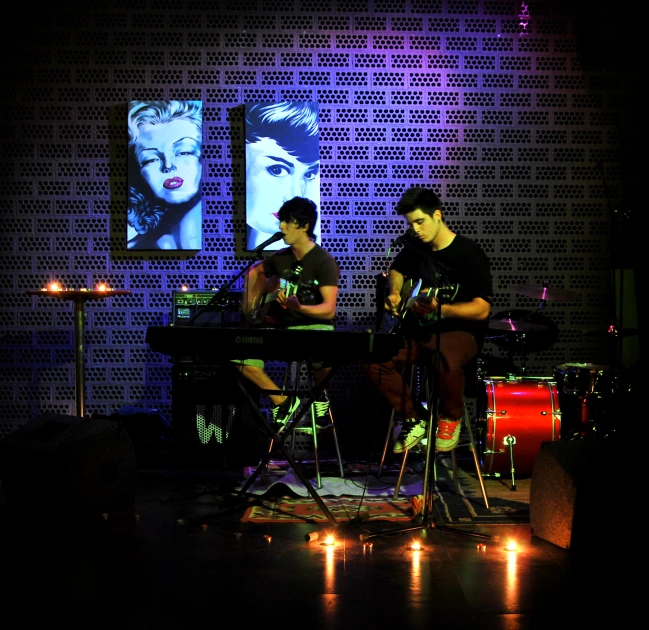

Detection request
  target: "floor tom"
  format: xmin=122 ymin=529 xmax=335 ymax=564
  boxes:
xmin=478 ymin=376 xmax=561 ymax=476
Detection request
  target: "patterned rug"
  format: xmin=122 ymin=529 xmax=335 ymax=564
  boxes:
xmin=433 ymin=456 xmax=531 ymax=525
xmin=236 ymin=457 xmax=531 ymax=525
xmin=241 ymin=495 xmax=416 ymax=523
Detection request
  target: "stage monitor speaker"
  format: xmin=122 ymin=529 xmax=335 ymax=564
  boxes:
xmin=530 ymin=439 xmax=622 ymax=551
xmin=0 ymin=414 xmax=137 ymax=524
xmin=172 ymin=363 xmax=263 ymax=469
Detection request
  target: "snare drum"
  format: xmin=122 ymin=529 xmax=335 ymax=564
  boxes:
xmin=554 ymin=363 xmax=611 ymax=398
xmin=479 ymin=377 xmax=561 ymax=476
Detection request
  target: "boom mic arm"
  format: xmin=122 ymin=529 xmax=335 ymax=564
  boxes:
xmin=392 ymin=227 xmax=416 ymax=246
xmin=386 ymin=227 xmax=416 ymax=257
xmin=253 ymin=231 xmax=283 ymax=254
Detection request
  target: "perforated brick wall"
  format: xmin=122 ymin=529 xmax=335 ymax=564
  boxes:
xmin=1 ymin=0 xmax=640 ymax=448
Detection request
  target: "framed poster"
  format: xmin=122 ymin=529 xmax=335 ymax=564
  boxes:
xmin=245 ymin=101 xmax=321 ymax=252
xmin=127 ymin=100 xmax=203 ymax=250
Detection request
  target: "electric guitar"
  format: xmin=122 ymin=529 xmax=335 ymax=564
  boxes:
xmin=381 ymin=277 xmax=460 ymax=334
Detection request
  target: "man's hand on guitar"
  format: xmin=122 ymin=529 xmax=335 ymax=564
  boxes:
xmin=385 ymin=293 xmax=401 ymax=317
xmin=411 ymin=292 xmax=439 ymax=318
xmin=276 ymin=288 xmax=302 ymax=312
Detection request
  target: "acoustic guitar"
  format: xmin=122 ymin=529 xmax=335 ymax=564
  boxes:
xmin=381 ymin=277 xmax=459 ymax=334
xmin=249 ymin=271 xmax=301 ymax=325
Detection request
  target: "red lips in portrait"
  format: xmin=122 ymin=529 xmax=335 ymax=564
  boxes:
xmin=163 ymin=177 xmax=184 ymax=190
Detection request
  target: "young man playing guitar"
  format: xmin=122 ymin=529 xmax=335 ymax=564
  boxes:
xmin=234 ymin=196 xmax=340 ymax=431
xmin=364 ymin=187 xmax=493 ymax=453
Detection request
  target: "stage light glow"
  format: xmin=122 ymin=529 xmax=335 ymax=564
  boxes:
xmin=321 ymin=534 xmax=335 ymax=546
xmin=96 ymin=283 xmax=108 ymax=291
xmin=47 ymin=282 xmax=62 ymax=291
xmin=519 ymin=1 xmax=530 ymax=36
xmin=505 ymin=539 xmax=518 ymax=552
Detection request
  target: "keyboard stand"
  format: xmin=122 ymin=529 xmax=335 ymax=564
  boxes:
xmin=235 ymin=361 xmax=338 ymax=526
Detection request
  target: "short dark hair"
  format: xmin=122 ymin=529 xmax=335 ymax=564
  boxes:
xmin=394 ymin=186 xmax=443 ymax=219
xmin=276 ymin=196 xmax=318 ymax=239
xmin=245 ymin=102 xmax=319 ymax=164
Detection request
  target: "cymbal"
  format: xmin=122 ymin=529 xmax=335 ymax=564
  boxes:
xmin=511 ymin=284 xmax=579 ymax=301
xmin=488 ymin=317 xmax=548 ymax=332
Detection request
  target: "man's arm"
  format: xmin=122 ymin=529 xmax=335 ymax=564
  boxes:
xmin=410 ymin=294 xmax=491 ymax=321
xmin=385 ymin=268 xmax=405 ymax=315
xmin=438 ymin=296 xmax=491 ymax=321
xmin=283 ymin=285 xmax=339 ymax=320
xmin=242 ymin=260 xmax=268 ymax=318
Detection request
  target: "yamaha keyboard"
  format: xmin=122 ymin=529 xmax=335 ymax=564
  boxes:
xmin=145 ymin=325 xmax=405 ymax=364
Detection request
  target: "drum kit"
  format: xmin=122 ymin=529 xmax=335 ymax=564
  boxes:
xmin=476 ymin=283 xmax=625 ymax=482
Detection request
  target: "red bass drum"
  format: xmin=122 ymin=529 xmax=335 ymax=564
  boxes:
xmin=478 ymin=377 xmax=562 ymax=476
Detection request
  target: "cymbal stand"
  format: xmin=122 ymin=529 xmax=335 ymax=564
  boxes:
xmin=360 ymin=297 xmax=490 ymax=542
xmin=518 ymin=333 xmax=527 ymax=375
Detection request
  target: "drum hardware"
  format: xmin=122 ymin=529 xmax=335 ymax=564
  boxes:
xmin=486 ymin=309 xmax=559 ymax=377
xmin=503 ymin=435 xmax=517 ymax=491
xmin=485 ymin=329 xmax=533 ymax=376
xmin=553 ymin=362 xmax=620 ymax=438
xmin=581 ymin=326 xmax=639 ymax=338
xmin=488 ymin=317 xmax=548 ymax=333
xmin=481 ymin=434 xmax=520 ymax=489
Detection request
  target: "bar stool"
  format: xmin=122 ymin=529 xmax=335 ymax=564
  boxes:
xmin=377 ymin=363 xmax=489 ymax=507
xmin=264 ymin=360 xmax=344 ymax=489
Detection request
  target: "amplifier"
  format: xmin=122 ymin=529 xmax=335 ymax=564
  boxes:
xmin=172 ymin=289 xmax=242 ymax=326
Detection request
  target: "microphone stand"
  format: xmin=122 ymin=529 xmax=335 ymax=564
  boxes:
xmin=182 ymin=248 xmax=265 ymax=328
xmin=361 ymin=281 xmax=489 ymax=541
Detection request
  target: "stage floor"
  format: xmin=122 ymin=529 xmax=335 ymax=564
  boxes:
xmin=0 ymin=459 xmax=630 ymax=630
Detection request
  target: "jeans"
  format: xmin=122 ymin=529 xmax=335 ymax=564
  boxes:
xmin=362 ymin=330 xmax=478 ymax=421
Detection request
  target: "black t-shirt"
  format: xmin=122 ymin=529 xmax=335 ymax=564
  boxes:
xmin=262 ymin=244 xmax=339 ymax=328
xmin=390 ymin=234 xmax=493 ymax=345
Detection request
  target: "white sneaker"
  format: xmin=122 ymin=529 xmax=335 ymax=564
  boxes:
xmin=312 ymin=394 xmax=331 ymax=429
xmin=435 ymin=417 xmax=462 ymax=452
xmin=393 ymin=419 xmax=427 ymax=454
xmin=271 ymin=397 xmax=301 ymax=433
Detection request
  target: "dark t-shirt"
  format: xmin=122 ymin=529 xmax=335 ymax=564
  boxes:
xmin=262 ymin=244 xmax=339 ymax=328
xmin=390 ymin=233 xmax=493 ymax=345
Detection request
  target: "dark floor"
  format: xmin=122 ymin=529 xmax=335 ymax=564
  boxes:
xmin=0 ymin=431 xmax=633 ymax=630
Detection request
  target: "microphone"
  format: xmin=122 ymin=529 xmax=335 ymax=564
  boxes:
xmin=253 ymin=231 xmax=283 ymax=253
xmin=391 ymin=228 xmax=415 ymax=246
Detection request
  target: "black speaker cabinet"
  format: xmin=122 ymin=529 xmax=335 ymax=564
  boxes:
xmin=0 ymin=414 xmax=137 ymax=522
xmin=530 ymin=439 xmax=622 ymax=551
xmin=172 ymin=363 xmax=263 ymax=469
